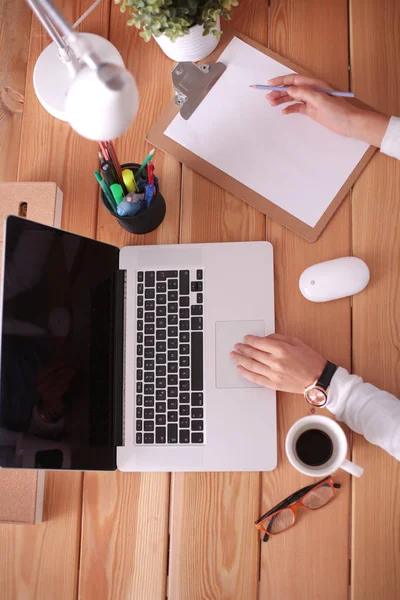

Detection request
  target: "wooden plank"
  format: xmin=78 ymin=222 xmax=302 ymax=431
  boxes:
xmin=17 ymin=0 xmax=111 ymax=238
xmin=350 ymin=1 xmax=400 ymax=598
xmin=0 ymin=3 xmax=111 ymax=600
xmin=261 ymin=2 xmax=352 ymax=599
xmin=168 ymin=3 xmax=267 ymax=599
xmin=0 ymin=0 xmax=31 ymax=181
xmin=0 ymin=473 xmax=83 ymax=600
xmin=78 ymin=7 xmax=181 ymax=600
xmin=78 ymin=472 xmax=169 ymax=600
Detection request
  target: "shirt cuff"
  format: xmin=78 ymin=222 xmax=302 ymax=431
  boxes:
xmin=381 ymin=116 xmax=400 ymax=159
xmin=326 ymin=366 xmax=361 ymax=418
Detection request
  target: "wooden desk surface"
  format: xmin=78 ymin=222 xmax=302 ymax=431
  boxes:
xmin=1 ymin=0 xmax=399 ymax=598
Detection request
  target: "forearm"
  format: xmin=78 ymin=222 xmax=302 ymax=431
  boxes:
xmin=327 ymin=367 xmax=400 ymax=460
xmin=349 ymin=108 xmax=390 ymax=147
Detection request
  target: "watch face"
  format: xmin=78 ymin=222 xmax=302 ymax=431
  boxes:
xmin=305 ymin=386 xmax=327 ymax=407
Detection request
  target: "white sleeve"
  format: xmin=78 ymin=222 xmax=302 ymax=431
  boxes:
xmin=326 ymin=367 xmax=400 ymax=460
xmin=380 ymin=116 xmax=400 ymax=159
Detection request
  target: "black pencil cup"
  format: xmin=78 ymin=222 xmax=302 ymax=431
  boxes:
xmin=101 ymin=162 xmax=166 ymax=234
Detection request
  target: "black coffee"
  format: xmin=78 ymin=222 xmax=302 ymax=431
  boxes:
xmin=295 ymin=429 xmax=333 ymax=467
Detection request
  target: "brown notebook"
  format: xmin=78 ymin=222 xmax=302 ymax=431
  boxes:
xmin=0 ymin=182 xmax=63 ymax=524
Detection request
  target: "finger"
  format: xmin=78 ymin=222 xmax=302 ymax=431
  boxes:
xmin=232 ymin=344 xmax=274 ymax=367
xmin=230 ymin=350 xmax=274 ymax=377
xmin=243 ymin=334 xmax=286 ymax=354
xmin=266 ymin=333 xmax=297 ymax=344
xmin=268 ymin=94 xmax=294 ymax=106
xmin=286 ymin=85 xmax=321 ymax=105
xmin=282 ymin=103 xmax=308 ymax=116
xmin=266 ymin=90 xmax=288 ymax=101
xmin=268 ymin=74 xmax=332 ymax=90
xmin=236 ymin=365 xmax=273 ymax=388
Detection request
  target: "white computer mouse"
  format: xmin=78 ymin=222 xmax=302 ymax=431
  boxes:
xmin=299 ymin=257 xmax=370 ymax=302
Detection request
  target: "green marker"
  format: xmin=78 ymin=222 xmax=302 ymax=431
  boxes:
xmin=95 ymin=171 xmax=117 ymax=212
xmin=135 ymin=148 xmax=156 ymax=181
xmin=110 ymin=183 xmax=125 ymax=205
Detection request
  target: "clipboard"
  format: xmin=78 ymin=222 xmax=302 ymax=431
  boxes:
xmin=148 ymin=31 xmax=377 ymax=242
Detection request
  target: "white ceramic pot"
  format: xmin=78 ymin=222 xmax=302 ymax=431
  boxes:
xmin=154 ymin=17 xmax=221 ymax=62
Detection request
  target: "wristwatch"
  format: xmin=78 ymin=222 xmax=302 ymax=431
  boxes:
xmin=304 ymin=361 xmax=338 ymax=407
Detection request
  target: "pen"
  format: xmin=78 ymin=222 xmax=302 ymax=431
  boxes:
xmin=98 ymin=151 xmax=107 ymax=167
xmin=135 ymin=148 xmax=156 ymax=181
xmin=95 ymin=171 xmax=117 ymax=212
xmin=147 ymin=162 xmax=154 ymax=186
xmin=144 ymin=184 xmax=155 ymax=209
xmin=101 ymin=161 xmax=118 ymax=187
xmin=249 ymin=85 xmax=355 ymax=98
xmin=145 ymin=163 xmax=155 ymax=209
xmin=105 ymin=141 xmax=127 ymax=194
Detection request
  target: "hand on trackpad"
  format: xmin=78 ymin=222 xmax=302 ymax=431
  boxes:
xmin=215 ymin=320 xmax=265 ymax=388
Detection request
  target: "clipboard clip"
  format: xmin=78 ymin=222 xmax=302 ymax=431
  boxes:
xmin=172 ymin=61 xmax=226 ymax=120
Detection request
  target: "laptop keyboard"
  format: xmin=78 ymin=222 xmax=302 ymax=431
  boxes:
xmin=135 ymin=269 xmax=204 ymax=445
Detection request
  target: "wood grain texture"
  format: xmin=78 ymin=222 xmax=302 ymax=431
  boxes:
xmin=180 ymin=165 xmax=266 ymax=244
xmin=260 ymin=2 xmax=352 ymax=598
xmin=350 ymin=2 xmax=400 ymax=597
xmin=350 ymin=0 xmax=400 ymax=115
xmin=78 ymin=7 xmax=180 ymax=600
xmin=78 ymin=472 xmax=169 ymax=600
xmin=169 ymin=472 xmax=261 ymax=600
xmin=0 ymin=0 xmax=31 ymax=181
xmin=167 ymin=3 xmax=267 ymax=599
xmin=0 ymin=472 xmax=83 ymax=600
xmin=18 ymin=0 xmax=111 ymax=238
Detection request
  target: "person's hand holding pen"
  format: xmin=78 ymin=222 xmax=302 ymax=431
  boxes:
xmin=266 ymin=74 xmax=390 ymax=147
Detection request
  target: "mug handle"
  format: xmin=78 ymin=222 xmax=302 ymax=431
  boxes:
xmin=341 ymin=458 xmax=364 ymax=478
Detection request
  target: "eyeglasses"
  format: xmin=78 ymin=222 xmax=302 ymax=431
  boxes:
xmin=255 ymin=475 xmax=340 ymax=542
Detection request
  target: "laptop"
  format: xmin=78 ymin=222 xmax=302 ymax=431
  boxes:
xmin=0 ymin=217 xmax=276 ymax=472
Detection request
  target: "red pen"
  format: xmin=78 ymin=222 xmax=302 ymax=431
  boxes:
xmin=147 ymin=162 xmax=155 ymax=185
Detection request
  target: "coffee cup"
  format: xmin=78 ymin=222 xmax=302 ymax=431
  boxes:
xmin=285 ymin=415 xmax=364 ymax=478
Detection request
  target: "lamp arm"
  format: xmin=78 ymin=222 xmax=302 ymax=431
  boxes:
xmin=25 ymin=0 xmax=102 ymax=72
xmin=24 ymin=0 xmax=66 ymax=50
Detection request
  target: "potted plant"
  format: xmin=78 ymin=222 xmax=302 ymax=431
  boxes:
xmin=116 ymin=0 xmax=239 ymax=62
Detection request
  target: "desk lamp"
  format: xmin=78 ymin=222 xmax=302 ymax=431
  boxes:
xmin=25 ymin=0 xmax=138 ymax=140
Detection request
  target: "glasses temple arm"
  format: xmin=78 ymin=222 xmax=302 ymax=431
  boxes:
xmin=255 ymin=476 xmax=334 ymax=525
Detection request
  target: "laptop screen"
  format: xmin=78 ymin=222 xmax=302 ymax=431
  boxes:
xmin=0 ymin=217 xmax=120 ymax=470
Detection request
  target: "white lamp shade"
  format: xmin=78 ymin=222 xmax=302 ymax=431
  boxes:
xmin=65 ymin=65 xmax=139 ymax=141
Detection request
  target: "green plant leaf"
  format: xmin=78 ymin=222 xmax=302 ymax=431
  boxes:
xmin=121 ymin=0 xmax=238 ymax=39
xmin=139 ymin=28 xmax=153 ymax=41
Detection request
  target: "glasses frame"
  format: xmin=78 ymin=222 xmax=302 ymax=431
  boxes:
xmin=255 ymin=475 xmax=340 ymax=542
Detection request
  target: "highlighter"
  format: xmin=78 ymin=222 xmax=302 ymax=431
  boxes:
xmin=110 ymin=183 xmax=125 ymax=205
xmin=122 ymin=169 xmax=138 ymax=193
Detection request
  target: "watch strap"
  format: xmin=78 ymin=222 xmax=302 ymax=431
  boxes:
xmin=317 ymin=361 xmax=338 ymax=391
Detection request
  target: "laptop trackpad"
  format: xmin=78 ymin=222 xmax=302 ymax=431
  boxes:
xmin=215 ymin=320 xmax=265 ymax=389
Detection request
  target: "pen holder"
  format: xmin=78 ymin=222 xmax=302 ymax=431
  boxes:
xmin=101 ymin=162 xmax=166 ymax=234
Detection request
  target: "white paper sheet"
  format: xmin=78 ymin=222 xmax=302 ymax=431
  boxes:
xmin=165 ymin=37 xmax=369 ymax=228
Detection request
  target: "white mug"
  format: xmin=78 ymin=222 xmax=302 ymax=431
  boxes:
xmin=285 ymin=415 xmax=364 ymax=478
